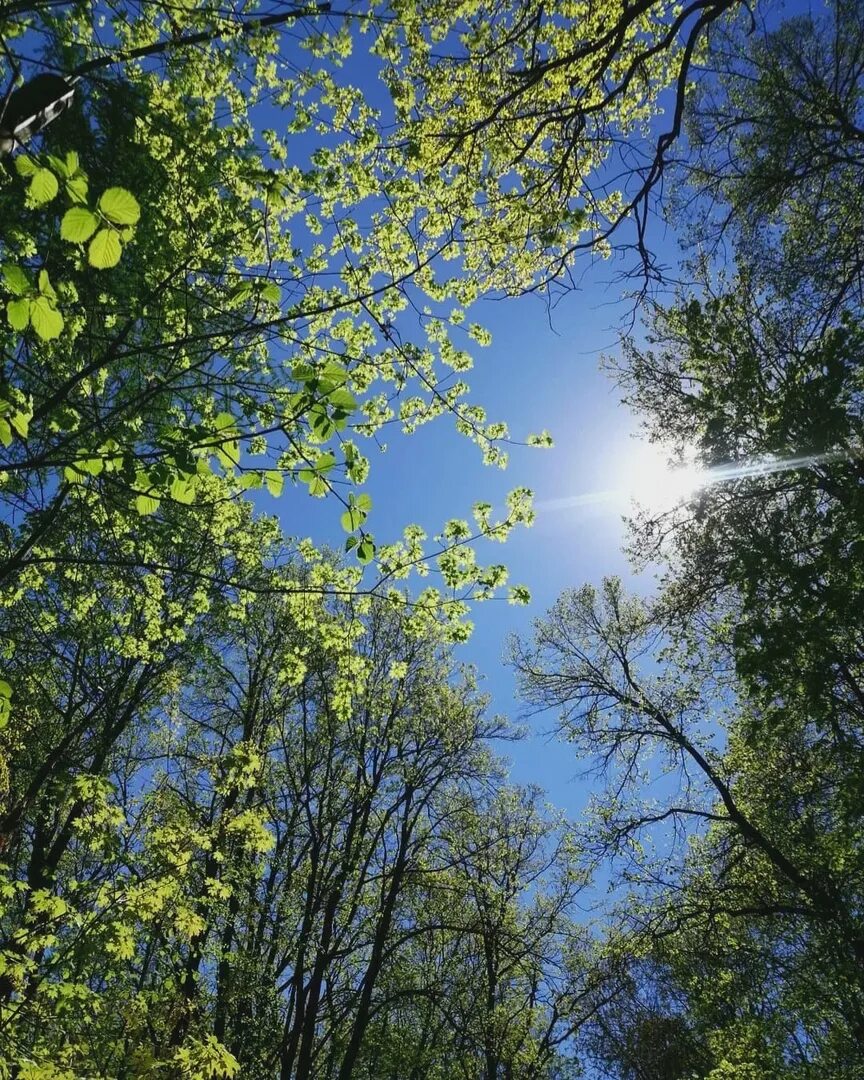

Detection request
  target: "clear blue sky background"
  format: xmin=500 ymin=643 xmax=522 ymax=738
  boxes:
xmin=277 ymin=251 xmax=671 ymax=818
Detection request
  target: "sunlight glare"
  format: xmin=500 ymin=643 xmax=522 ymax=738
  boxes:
xmin=621 ymin=442 xmax=705 ymax=511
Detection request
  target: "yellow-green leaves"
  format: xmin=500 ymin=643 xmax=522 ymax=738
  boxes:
xmin=15 ymin=154 xmax=60 ymax=206
xmin=135 ymin=490 xmax=161 ymax=515
xmin=98 ymin=187 xmax=141 ymax=226
xmin=264 ymin=469 xmax=283 ymax=497
xmin=299 ymin=451 xmax=335 ymax=496
xmin=173 ymin=1035 xmax=240 ymax=1080
xmin=88 ymin=228 xmax=123 ymax=269
xmin=341 ymin=492 xmax=375 ymax=564
xmin=4 ymin=264 xmax=32 ymax=333
xmin=28 ymin=167 xmax=58 ymax=205
xmin=60 ymin=206 xmax=99 ymax=242
xmin=52 ymin=176 xmax=140 ymax=268
xmin=29 ymin=294 xmax=63 ymax=339
xmin=356 ymin=536 xmax=375 ymax=564
xmin=6 ymin=297 xmax=29 ymax=331
xmin=341 ymin=491 xmax=372 ymax=532
xmin=133 ymin=470 xmax=161 ymax=515
xmin=2 ymin=264 xmax=29 ymax=295
xmin=260 ymin=281 xmax=281 ymax=304
xmin=3 ymin=265 xmax=64 ymax=340
xmin=0 ymin=391 xmax=33 ymax=445
xmin=170 ymin=475 xmax=197 ymax=504
xmin=17 ymin=150 xmax=89 ymax=207
xmin=0 ymin=678 xmax=10 ymax=730
xmin=212 ymin=412 xmax=241 ymax=471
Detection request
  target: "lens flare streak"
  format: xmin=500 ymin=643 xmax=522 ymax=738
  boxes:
xmin=536 ymin=449 xmax=852 ymax=517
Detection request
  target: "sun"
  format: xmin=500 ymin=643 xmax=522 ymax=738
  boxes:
xmin=618 ymin=440 xmax=706 ymax=511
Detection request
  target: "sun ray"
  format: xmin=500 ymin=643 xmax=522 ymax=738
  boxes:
xmin=536 ymin=448 xmax=852 ymax=518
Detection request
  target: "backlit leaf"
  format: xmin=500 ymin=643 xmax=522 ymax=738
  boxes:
xmin=61 ymin=207 xmax=99 ymax=243
xmin=29 ymin=296 xmax=63 ymax=340
xmin=98 ymin=187 xmax=141 ymax=225
xmin=2 ymin=265 xmax=29 ymax=296
xmin=88 ymin=229 xmax=122 ymax=269
xmin=29 ymin=168 xmax=59 ymax=205
xmin=6 ymin=298 xmax=29 ymax=331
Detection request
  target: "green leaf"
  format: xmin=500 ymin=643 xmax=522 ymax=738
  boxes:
xmin=46 ymin=153 xmax=69 ymax=178
xmin=170 ymin=476 xmax=196 ymax=504
xmin=321 ymin=361 xmax=348 ymax=385
xmin=0 ymin=419 xmax=11 ymax=448
xmin=61 ymin=207 xmax=99 ymax=243
xmin=37 ymin=270 xmax=56 ymax=299
xmin=63 ymin=464 xmax=88 ymax=485
xmin=341 ymin=505 xmax=367 ymax=532
xmin=135 ymin=492 xmax=160 ymax=515
xmin=6 ymin=298 xmax=29 ymax=332
xmin=88 ymin=229 xmax=123 ymax=270
xmin=260 ymin=282 xmax=281 ymax=303
xmin=292 ymin=363 xmax=316 ymax=384
xmin=230 ymin=281 xmax=253 ymax=304
xmin=265 ymin=470 xmax=284 ymax=497
xmin=312 ymin=452 xmax=335 ymax=474
xmin=328 ymin=387 xmax=358 ymax=411
xmin=29 ymin=168 xmax=59 ymax=205
xmin=299 ymin=468 xmax=328 ymax=496
xmin=65 ymin=151 xmax=80 ymax=175
xmin=354 ymin=493 xmax=372 ymax=512
xmin=76 ymin=457 xmax=104 ymax=476
xmin=14 ymin=155 xmax=37 ymax=177
xmin=98 ymin=187 xmax=141 ymax=225
xmin=309 ymin=405 xmax=335 ymax=441
xmin=66 ymin=175 xmax=89 ymax=204
xmin=0 ymin=679 xmax=10 ymax=731
xmin=215 ymin=441 xmax=240 ymax=470
xmin=8 ymin=410 xmax=30 ymax=439
xmin=237 ymin=472 xmax=263 ymax=491
xmin=28 ymin=297 xmax=63 ymax=341
xmin=357 ymin=537 xmax=376 ymax=564
xmin=213 ymin=412 xmax=237 ymax=431
xmin=2 ymin=265 xmax=29 ymax=297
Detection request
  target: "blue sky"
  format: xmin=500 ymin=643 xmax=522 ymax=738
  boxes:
xmin=275 ymin=247 xmax=673 ymax=817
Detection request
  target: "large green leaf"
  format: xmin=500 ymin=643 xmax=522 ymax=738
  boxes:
xmin=14 ymin=155 xmax=37 ymax=177
xmin=98 ymin=187 xmax=141 ymax=225
xmin=135 ymin=492 xmax=160 ymax=515
xmin=61 ymin=207 xmax=99 ymax=243
xmin=0 ymin=679 xmax=10 ymax=730
xmin=265 ymin=470 xmax=284 ymax=497
xmin=88 ymin=229 xmax=123 ymax=269
xmin=66 ymin=174 xmax=89 ymax=204
xmin=357 ymin=537 xmax=376 ymax=564
xmin=37 ymin=270 xmax=56 ymax=299
xmin=328 ymin=387 xmax=358 ymax=411
xmin=8 ymin=409 xmax=30 ymax=439
xmin=29 ymin=168 xmax=59 ymax=205
xmin=170 ymin=476 xmax=197 ymax=504
xmin=6 ymin=298 xmax=30 ymax=331
xmin=28 ymin=296 xmax=63 ymax=340
xmin=2 ymin=265 xmax=30 ymax=296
